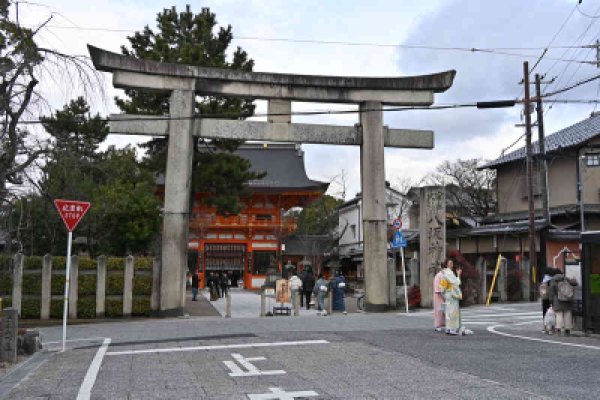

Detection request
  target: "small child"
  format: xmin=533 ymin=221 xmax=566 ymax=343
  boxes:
xmin=544 ymin=305 xmax=556 ymax=334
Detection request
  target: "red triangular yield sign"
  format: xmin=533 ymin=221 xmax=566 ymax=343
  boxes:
xmin=54 ymin=199 xmax=91 ymax=232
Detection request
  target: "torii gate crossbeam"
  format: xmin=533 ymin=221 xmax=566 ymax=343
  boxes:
xmin=88 ymin=45 xmax=455 ymax=315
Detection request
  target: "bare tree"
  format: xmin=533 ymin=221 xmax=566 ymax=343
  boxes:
xmin=425 ymin=158 xmax=496 ymax=219
xmin=0 ymin=0 xmax=100 ymax=205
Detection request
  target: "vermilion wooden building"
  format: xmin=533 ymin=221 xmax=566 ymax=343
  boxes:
xmin=187 ymin=144 xmax=327 ymax=289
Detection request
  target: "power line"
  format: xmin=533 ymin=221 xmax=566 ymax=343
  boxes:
xmin=19 ymin=24 xmax=598 ymax=64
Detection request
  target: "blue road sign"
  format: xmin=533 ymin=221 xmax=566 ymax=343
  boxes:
xmin=391 ymin=230 xmax=407 ymax=249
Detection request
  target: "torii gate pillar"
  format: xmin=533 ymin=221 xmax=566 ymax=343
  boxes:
xmin=360 ymin=101 xmax=388 ymax=310
xmin=161 ymin=89 xmax=195 ymax=315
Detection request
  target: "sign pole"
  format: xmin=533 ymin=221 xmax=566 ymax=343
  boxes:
xmin=53 ymin=199 xmax=90 ymax=352
xmin=62 ymin=230 xmax=72 ymax=352
xmin=401 ymin=247 xmax=408 ymax=313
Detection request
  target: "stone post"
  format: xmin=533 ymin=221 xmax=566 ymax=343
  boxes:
xmin=409 ymin=256 xmax=420 ymax=287
xmin=477 ymin=257 xmax=487 ymax=304
xmin=225 ymin=291 xmax=231 ymax=318
xmin=419 ymin=187 xmax=446 ymax=308
xmin=96 ymin=256 xmax=107 ymax=318
xmin=12 ymin=253 xmax=23 ymax=316
xmin=498 ymin=258 xmax=507 ymax=302
xmin=151 ymin=256 xmax=161 ymax=313
xmin=0 ymin=308 xmax=18 ymax=363
xmin=69 ymin=255 xmax=78 ymax=319
xmin=160 ymin=88 xmax=195 ymax=316
xmin=260 ymin=291 xmax=266 ymax=317
xmin=360 ymin=101 xmax=388 ymax=312
xmin=41 ymin=254 xmax=52 ymax=320
xmin=123 ymin=255 xmax=134 ymax=317
xmin=293 ymin=290 xmax=300 ymax=317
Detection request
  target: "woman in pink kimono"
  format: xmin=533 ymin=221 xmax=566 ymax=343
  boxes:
xmin=433 ymin=263 xmax=445 ymax=332
xmin=440 ymin=259 xmax=463 ymax=335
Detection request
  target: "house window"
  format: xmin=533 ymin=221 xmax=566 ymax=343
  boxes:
xmin=586 ymin=153 xmax=600 ymax=167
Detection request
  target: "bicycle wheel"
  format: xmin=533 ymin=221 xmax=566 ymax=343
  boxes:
xmin=357 ymin=295 xmax=365 ymax=311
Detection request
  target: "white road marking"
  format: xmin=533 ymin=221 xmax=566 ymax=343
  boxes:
xmin=224 ymin=353 xmax=286 ymax=377
xmin=487 ymin=321 xmax=600 ymax=350
xmin=76 ymin=338 xmax=111 ymax=400
xmin=44 ymin=337 xmax=106 ymax=345
xmin=247 ymin=387 xmax=319 ymax=399
xmin=105 ymin=339 xmax=329 ymax=356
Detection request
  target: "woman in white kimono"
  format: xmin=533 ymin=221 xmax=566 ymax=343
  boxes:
xmin=439 ymin=259 xmax=463 ymax=335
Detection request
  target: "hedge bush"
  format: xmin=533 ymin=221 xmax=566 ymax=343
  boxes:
xmin=0 ymin=272 xmax=12 ymax=295
xmin=107 ymin=257 xmax=124 ymax=271
xmin=51 ymin=274 xmax=66 ymax=295
xmin=106 ymin=273 xmax=124 ymax=295
xmin=135 ymin=257 xmax=153 ymax=271
xmin=21 ymin=298 xmax=41 ymax=318
xmin=22 ymin=273 xmax=42 ymax=295
xmin=1 ymin=297 xmax=12 ymax=307
xmin=24 ymin=256 xmax=42 ymax=270
xmin=50 ymin=299 xmax=63 ymax=318
xmin=0 ymin=255 xmax=11 ymax=271
xmin=105 ymin=299 xmax=123 ymax=317
xmin=79 ymin=274 xmax=97 ymax=296
xmin=79 ymin=257 xmax=96 ymax=270
xmin=53 ymin=256 xmax=66 ymax=270
xmin=77 ymin=296 xmax=96 ymax=318
xmin=133 ymin=275 xmax=152 ymax=296
xmin=132 ymin=297 xmax=150 ymax=316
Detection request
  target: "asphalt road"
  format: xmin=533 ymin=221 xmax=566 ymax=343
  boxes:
xmin=3 ymin=302 xmax=600 ymax=399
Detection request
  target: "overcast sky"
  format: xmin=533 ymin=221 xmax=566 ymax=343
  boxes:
xmin=16 ymin=0 xmax=600 ymax=199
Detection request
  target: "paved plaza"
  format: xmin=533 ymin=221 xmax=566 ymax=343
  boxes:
xmin=2 ymin=302 xmax=600 ymax=399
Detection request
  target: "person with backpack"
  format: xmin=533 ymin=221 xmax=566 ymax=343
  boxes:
xmin=549 ymin=270 xmax=578 ymax=336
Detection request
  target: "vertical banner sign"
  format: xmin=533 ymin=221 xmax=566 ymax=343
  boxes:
xmin=54 ymin=199 xmax=91 ymax=352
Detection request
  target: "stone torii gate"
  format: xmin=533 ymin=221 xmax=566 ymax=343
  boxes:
xmin=88 ymin=45 xmax=455 ymax=316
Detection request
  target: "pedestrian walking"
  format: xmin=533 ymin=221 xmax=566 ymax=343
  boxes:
xmin=549 ymin=271 xmax=578 ymax=336
xmin=208 ymin=272 xmax=219 ymax=301
xmin=288 ymin=272 xmax=302 ymax=309
xmin=439 ymin=258 xmax=462 ymax=335
xmin=313 ymin=273 xmax=328 ymax=316
xmin=220 ymin=272 xmax=228 ymax=298
xmin=191 ymin=271 xmax=199 ymax=301
xmin=302 ymin=271 xmax=315 ymax=310
xmin=332 ymin=270 xmax=347 ymax=314
xmin=433 ymin=263 xmax=445 ymax=332
xmin=540 ymin=267 xmax=559 ymax=333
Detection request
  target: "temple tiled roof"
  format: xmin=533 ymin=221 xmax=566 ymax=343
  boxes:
xmin=237 ymin=144 xmax=328 ymax=192
xmin=482 ymin=113 xmax=600 ymax=169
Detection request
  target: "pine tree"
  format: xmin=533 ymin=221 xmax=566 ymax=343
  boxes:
xmin=116 ymin=5 xmax=262 ymax=215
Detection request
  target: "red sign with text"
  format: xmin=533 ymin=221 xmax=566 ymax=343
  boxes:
xmin=54 ymin=199 xmax=91 ymax=232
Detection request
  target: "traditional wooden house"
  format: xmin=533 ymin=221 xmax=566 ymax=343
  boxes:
xmin=186 ymin=144 xmax=328 ymax=289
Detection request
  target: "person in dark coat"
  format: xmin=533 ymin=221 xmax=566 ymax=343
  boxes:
xmin=549 ymin=272 xmax=578 ymax=336
xmin=332 ymin=270 xmax=347 ymax=314
xmin=208 ymin=272 xmax=219 ymax=301
xmin=220 ymin=272 xmax=229 ymax=298
xmin=191 ymin=272 xmax=199 ymax=301
xmin=302 ymin=271 xmax=315 ymax=310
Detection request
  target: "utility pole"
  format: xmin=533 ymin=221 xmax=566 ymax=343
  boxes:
xmin=535 ymin=74 xmax=550 ymax=224
xmin=523 ymin=62 xmax=536 ymax=301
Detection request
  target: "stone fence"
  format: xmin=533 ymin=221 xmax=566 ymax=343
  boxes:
xmin=0 ymin=254 xmax=160 ymax=319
